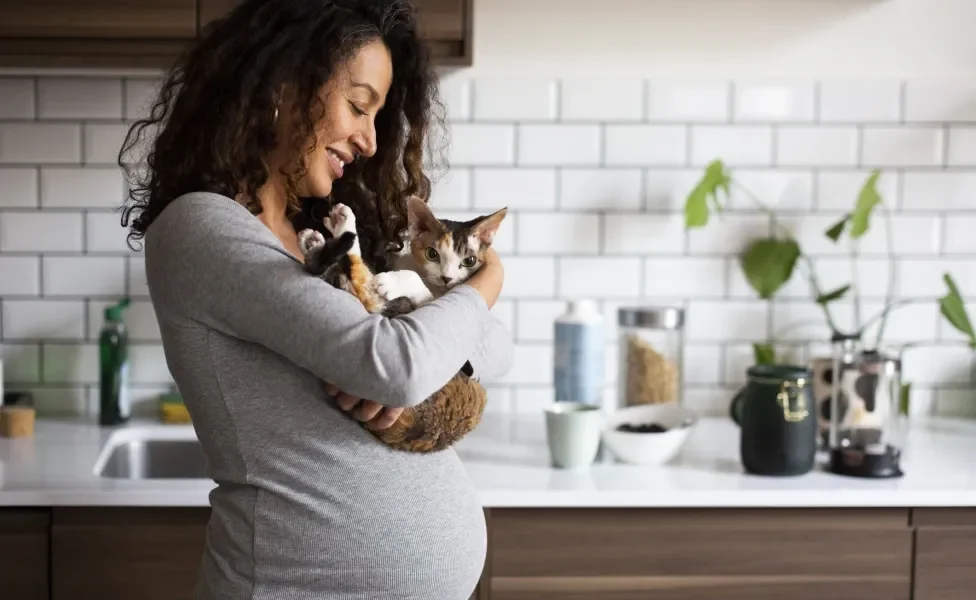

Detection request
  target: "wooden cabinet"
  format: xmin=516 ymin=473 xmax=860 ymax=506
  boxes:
xmin=487 ymin=507 xmax=913 ymax=600
xmin=0 ymin=0 xmax=197 ymax=67
xmin=50 ymin=507 xmax=209 ymax=600
xmin=0 ymin=509 xmax=49 ymax=600
xmin=913 ymin=509 xmax=976 ymax=600
xmin=0 ymin=0 xmax=474 ymax=67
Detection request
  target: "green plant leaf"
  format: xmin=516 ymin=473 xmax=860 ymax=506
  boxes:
xmin=753 ymin=343 xmax=776 ymax=365
xmin=898 ymin=381 xmax=912 ymax=417
xmin=824 ymin=215 xmax=850 ymax=242
xmin=849 ymin=170 xmax=883 ymax=239
xmin=684 ymin=159 xmax=730 ymax=228
xmin=938 ymin=272 xmax=976 ymax=349
xmin=816 ymin=284 xmax=851 ymax=305
xmin=739 ymin=238 xmax=801 ymax=299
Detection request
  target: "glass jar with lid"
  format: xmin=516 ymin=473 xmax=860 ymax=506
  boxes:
xmin=617 ymin=306 xmax=685 ymax=409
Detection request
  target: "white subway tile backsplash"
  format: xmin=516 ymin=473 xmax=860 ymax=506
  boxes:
xmin=40 ymin=167 xmax=124 ymax=208
xmin=560 ymin=78 xmax=643 ymax=122
xmin=3 ymin=74 xmax=976 ymax=418
xmin=818 ymin=80 xmax=902 ymax=123
xmin=603 ymin=213 xmax=685 ymax=255
xmin=733 ymin=81 xmax=815 ymax=122
xmin=42 ymin=257 xmax=126 ymax=296
xmin=429 ymin=168 xmax=471 ymax=210
xmin=944 ymin=215 xmax=976 ymax=253
xmin=43 ymin=343 xmax=98 ymax=384
xmin=0 ymin=168 xmax=38 ymax=207
xmin=726 ymin=170 xmax=813 ymax=211
xmin=690 ymin=125 xmax=773 ymax=167
xmin=38 ymin=78 xmax=122 ymax=120
xmin=560 ymin=169 xmax=642 ymax=211
xmin=83 ymin=124 xmax=129 ymax=164
xmin=946 ymin=127 xmax=976 ymax=166
xmin=898 ymin=259 xmax=976 ymax=298
xmin=518 ymin=124 xmax=600 ymax=166
xmin=558 ymin=258 xmax=641 ymax=298
xmin=449 ymin=124 xmax=515 ymax=166
xmin=604 ymin=125 xmax=687 ymax=166
xmin=816 ymin=170 xmax=898 ymax=211
xmin=473 ymin=79 xmax=557 ymax=121
xmin=517 ymin=213 xmax=599 ymax=255
xmin=437 ymin=75 xmax=472 ymax=121
xmin=905 ymin=80 xmax=976 ymax=122
xmin=502 ymin=257 xmax=556 ymax=297
xmin=0 ymin=212 xmax=83 ymax=252
xmin=124 ymin=79 xmax=161 ymax=120
xmin=687 ymin=214 xmax=770 ymax=255
xmin=644 ymin=258 xmax=726 ymax=298
xmin=0 ymin=124 xmax=81 ymax=164
xmin=0 ymin=78 xmax=35 ymax=118
xmin=776 ymin=126 xmax=859 ymax=167
xmin=901 ymin=345 xmax=974 ymax=385
xmin=0 ymin=344 xmax=41 ymax=383
xmin=902 ymin=173 xmax=976 ymax=211
xmin=516 ymin=300 xmax=565 ymax=341
xmin=647 ymin=80 xmax=730 ymax=122
xmin=686 ymin=301 xmax=769 ymax=342
xmin=2 ymin=300 xmax=85 ymax=340
xmin=861 ymin=126 xmax=944 ymax=167
xmin=0 ymin=257 xmax=40 ymax=296
xmin=473 ymin=168 xmax=556 ymax=210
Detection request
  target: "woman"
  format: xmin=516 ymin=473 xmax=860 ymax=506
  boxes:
xmin=119 ymin=1 xmax=513 ymax=598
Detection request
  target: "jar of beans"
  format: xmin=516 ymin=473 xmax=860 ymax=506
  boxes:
xmin=616 ymin=306 xmax=685 ymax=408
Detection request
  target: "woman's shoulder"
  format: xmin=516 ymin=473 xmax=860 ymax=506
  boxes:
xmin=146 ymin=192 xmax=266 ymax=249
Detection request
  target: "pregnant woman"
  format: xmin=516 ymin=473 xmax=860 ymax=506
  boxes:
xmin=118 ymin=1 xmax=513 ymax=598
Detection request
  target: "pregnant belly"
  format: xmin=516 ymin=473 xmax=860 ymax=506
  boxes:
xmin=250 ymin=445 xmax=486 ymax=600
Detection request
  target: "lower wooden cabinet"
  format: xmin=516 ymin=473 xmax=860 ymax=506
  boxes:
xmin=2 ymin=506 xmax=975 ymax=599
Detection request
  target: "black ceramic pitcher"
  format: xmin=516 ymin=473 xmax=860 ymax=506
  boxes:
xmin=730 ymin=364 xmax=818 ymax=476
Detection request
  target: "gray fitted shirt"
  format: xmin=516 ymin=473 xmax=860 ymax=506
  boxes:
xmin=143 ymin=192 xmax=513 ymax=600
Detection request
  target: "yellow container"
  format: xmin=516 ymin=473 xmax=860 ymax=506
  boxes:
xmin=158 ymin=389 xmax=191 ymax=424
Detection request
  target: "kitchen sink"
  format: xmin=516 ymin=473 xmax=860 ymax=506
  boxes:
xmin=94 ymin=425 xmax=210 ymax=480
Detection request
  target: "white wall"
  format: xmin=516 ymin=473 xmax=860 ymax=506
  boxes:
xmin=463 ymin=0 xmax=976 ymax=78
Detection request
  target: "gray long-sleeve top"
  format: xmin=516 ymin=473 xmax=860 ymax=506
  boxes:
xmin=144 ymin=191 xmax=514 ymax=600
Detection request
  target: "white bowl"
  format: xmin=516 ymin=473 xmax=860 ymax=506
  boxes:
xmin=601 ymin=403 xmax=698 ymax=465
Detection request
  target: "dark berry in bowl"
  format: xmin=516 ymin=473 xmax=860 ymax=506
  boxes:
xmin=616 ymin=422 xmax=669 ymax=433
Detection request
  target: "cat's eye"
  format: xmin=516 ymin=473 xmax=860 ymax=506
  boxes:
xmin=424 ymin=247 xmax=440 ymax=262
xmin=461 ymin=256 xmax=477 ymax=268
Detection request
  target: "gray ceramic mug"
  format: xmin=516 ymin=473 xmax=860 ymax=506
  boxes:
xmin=544 ymin=401 xmax=603 ymax=469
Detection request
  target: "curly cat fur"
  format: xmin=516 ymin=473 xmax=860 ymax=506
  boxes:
xmin=296 ymin=197 xmax=505 ymax=453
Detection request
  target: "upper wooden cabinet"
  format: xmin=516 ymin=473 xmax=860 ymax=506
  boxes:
xmin=0 ymin=0 xmax=473 ymax=68
xmin=198 ymin=0 xmax=472 ymax=65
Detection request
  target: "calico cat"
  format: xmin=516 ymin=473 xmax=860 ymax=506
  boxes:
xmin=297 ymin=196 xmax=507 ymax=453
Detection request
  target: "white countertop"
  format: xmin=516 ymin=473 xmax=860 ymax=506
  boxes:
xmin=2 ymin=410 xmax=975 ymax=508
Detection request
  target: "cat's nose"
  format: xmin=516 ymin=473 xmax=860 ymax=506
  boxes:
xmin=441 ymin=276 xmax=452 ymax=285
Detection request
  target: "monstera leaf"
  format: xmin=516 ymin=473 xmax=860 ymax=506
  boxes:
xmin=685 ymin=159 xmax=731 ymax=228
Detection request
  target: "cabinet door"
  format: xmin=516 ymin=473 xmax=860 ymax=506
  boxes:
xmin=0 ymin=509 xmax=50 ymax=600
xmin=0 ymin=0 xmax=197 ymax=39
xmin=51 ymin=507 xmax=210 ymax=600
xmin=199 ymin=0 xmax=472 ymax=64
xmin=913 ymin=509 xmax=976 ymax=600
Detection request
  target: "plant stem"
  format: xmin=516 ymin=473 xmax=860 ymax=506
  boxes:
xmin=849 ymin=236 xmax=862 ymax=332
xmin=859 ymin=298 xmax=924 ymax=338
xmin=732 ymin=181 xmax=840 ymax=334
xmin=873 ymin=201 xmax=899 ymax=348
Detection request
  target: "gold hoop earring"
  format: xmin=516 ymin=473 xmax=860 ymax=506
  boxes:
xmin=273 ymin=106 xmax=279 ymax=122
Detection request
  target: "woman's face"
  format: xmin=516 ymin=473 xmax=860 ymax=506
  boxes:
xmin=294 ymin=39 xmax=393 ymax=198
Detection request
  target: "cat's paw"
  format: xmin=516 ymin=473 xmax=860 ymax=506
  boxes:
xmin=297 ymin=228 xmax=325 ymax=256
xmin=323 ymin=203 xmax=356 ymax=238
xmin=373 ymin=270 xmax=434 ymax=305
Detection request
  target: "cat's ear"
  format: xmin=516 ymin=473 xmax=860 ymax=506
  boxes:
xmin=472 ymin=207 xmax=508 ymax=245
xmin=406 ymin=195 xmax=440 ymax=236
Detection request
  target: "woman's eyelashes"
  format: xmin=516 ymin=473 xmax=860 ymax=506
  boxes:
xmin=349 ymin=101 xmax=367 ymax=116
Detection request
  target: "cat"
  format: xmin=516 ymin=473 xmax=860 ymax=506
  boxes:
xmin=296 ymin=196 xmax=507 ymax=453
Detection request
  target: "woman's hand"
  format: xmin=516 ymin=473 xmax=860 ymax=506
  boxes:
xmin=324 ymin=383 xmax=404 ymax=430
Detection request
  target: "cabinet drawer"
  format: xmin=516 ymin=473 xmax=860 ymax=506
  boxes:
xmin=914 ymin=528 xmax=976 ymax=600
xmin=0 ymin=0 xmax=197 ymax=39
xmin=491 ymin=508 xmax=911 ymax=578
xmin=492 ymin=576 xmax=907 ymax=600
xmin=914 ymin=508 xmax=976 ymax=527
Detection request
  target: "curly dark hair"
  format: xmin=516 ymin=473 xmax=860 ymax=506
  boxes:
xmin=119 ymin=0 xmax=447 ymax=272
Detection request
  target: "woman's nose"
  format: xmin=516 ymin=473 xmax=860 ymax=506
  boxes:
xmin=352 ymin=128 xmax=376 ymax=158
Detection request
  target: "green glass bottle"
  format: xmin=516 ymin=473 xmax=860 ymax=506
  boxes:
xmin=99 ymin=297 xmax=132 ymax=426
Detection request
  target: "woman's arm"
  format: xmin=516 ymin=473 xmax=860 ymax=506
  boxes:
xmin=466 ymin=315 xmax=514 ymax=382
xmin=144 ymin=193 xmax=498 ymax=408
